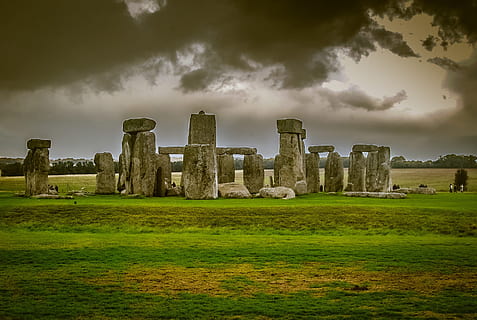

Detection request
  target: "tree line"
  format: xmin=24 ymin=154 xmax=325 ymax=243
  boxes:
xmin=0 ymin=154 xmax=475 ymax=176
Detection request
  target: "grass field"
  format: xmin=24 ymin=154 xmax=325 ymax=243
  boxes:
xmin=0 ymin=170 xmax=476 ymax=319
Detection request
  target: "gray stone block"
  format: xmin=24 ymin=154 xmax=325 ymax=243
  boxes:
xmin=352 ymin=144 xmax=378 ymax=152
xmin=308 ymin=145 xmax=335 ymax=153
xmin=123 ymin=118 xmax=156 ymax=133
xmin=27 ymin=139 xmax=51 ymax=150
xmin=277 ymin=118 xmax=303 ymax=134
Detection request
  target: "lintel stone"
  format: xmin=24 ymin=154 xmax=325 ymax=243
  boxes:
xmin=27 ymin=139 xmax=51 ymax=149
xmin=123 ymin=118 xmax=156 ymax=133
xmin=308 ymin=145 xmax=335 ymax=153
xmin=216 ymin=147 xmax=257 ymax=155
xmin=352 ymin=144 xmax=378 ymax=152
xmin=158 ymin=146 xmax=185 ymax=154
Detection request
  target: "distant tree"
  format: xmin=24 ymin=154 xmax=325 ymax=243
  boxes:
xmin=454 ymin=169 xmax=468 ymax=191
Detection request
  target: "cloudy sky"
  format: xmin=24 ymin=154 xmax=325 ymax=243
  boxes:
xmin=1 ymin=0 xmax=476 ymax=160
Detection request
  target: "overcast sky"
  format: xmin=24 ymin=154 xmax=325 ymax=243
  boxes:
xmin=1 ymin=0 xmax=476 ymax=160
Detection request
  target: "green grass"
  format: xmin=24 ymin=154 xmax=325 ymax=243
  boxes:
xmin=0 ymin=172 xmax=476 ymax=319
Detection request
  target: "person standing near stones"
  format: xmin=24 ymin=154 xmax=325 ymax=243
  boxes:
xmin=449 ymin=183 xmax=453 ymax=193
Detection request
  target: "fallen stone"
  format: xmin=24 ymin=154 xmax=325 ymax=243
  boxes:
xmin=27 ymin=139 xmax=51 ymax=149
xmin=352 ymin=144 xmax=379 ymax=152
xmin=277 ymin=118 xmax=303 ymax=134
xmin=218 ymin=182 xmax=252 ymax=199
xmin=344 ymin=192 xmax=407 ymax=199
xmin=294 ymin=180 xmax=308 ymax=195
xmin=31 ymin=194 xmax=74 ymax=199
xmin=123 ymin=118 xmax=156 ymax=133
xmin=259 ymin=186 xmax=295 ymax=199
xmin=395 ymin=187 xmax=436 ymax=195
xmin=308 ymin=145 xmax=335 ymax=153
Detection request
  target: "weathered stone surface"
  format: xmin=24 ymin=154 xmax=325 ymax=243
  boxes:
xmin=352 ymin=144 xmax=378 ymax=152
xmin=118 ymin=133 xmax=133 ymax=193
xmin=301 ymin=129 xmax=307 ymax=140
xmin=27 ymin=139 xmax=51 ymax=150
xmin=277 ymin=132 xmax=305 ymax=189
xmin=217 ymin=154 xmax=235 ymax=184
xmin=348 ymin=151 xmax=366 ymax=192
xmin=183 ymin=144 xmax=218 ymax=200
xmin=305 ymin=153 xmax=320 ymax=193
xmin=274 ymin=154 xmax=282 ymax=188
xmin=188 ymin=112 xmax=216 ymax=145
xmin=243 ymin=154 xmax=264 ymax=194
xmin=295 ymin=180 xmax=307 ymax=195
xmin=24 ymin=147 xmax=50 ymax=196
xmin=394 ymin=187 xmax=436 ymax=195
xmin=216 ymin=147 xmax=257 ymax=155
xmin=377 ymin=146 xmax=391 ymax=192
xmin=158 ymin=146 xmax=185 ymax=154
xmin=131 ymin=131 xmax=157 ymax=196
xmin=308 ymin=145 xmax=335 ymax=153
xmin=277 ymin=118 xmax=303 ymax=134
xmin=324 ymin=152 xmax=344 ymax=192
xmin=123 ymin=118 xmax=156 ymax=133
xmin=365 ymin=151 xmax=379 ymax=192
xmin=94 ymin=152 xmax=115 ymax=194
xmin=259 ymin=186 xmax=295 ymax=199
xmin=218 ymin=182 xmax=252 ymax=199
xmin=154 ymin=154 xmax=172 ymax=197
xmin=344 ymin=192 xmax=406 ymax=199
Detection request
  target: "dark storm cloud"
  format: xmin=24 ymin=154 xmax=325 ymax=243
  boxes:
xmin=427 ymin=57 xmax=461 ymax=71
xmin=0 ymin=0 xmax=437 ymax=93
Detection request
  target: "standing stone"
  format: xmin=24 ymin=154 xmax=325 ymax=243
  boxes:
xmin=24 ymin=139 xmax=51 ymax=196
xmin=188 ymin=111 xmax=216 ymax=145
xmin=217 ymin=154 xmax=235 ymax=184
xmin=183 ymin=112 xmax=218 ymax=200
xmin=131 ymin=131 xmax=156 ymax=196
xmin=366 ymin=151 xmax=379 ymax=192
xmin=94 ymin=152 xmax=115 ymax=194
xmin=118 ymin=133 xmax=133 ymax=194
xmin=275 ymin=119 xmax=306 ymax=192
xmin=183 ymin=144 xmax=218 ymax=199
xmin=118 ymin=118 xmax=157 ymax=196
xmin=305 ymin=153 xmax=320 ymax=193
xmin=377 ymin=146 xmax=391 ymax=192
xmin=243 ymin=154 xmax=264 ymax=194
xmin=348 ymin=151 xmax=366 ymax=192
xmin=324 ymin=152 xmax=344 ymax=192
xmin=154 ymin=154 xmax=172 ymax=197
xmin=274 ymin=154 xmax=282 ymax=188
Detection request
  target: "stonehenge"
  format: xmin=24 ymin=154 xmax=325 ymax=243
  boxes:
xmin=94 ymin=152 xmax=115 ymax=194
xmin=22 ymin=112 xmax=394 ymax=200
xmin=24 ymin=139 xmax=51 ymax=196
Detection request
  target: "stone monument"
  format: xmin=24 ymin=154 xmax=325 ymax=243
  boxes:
xmin=24 ymin=139 xmax=51 ymax=196
xmin=94 ymin=152 xmax=115 ymax=194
